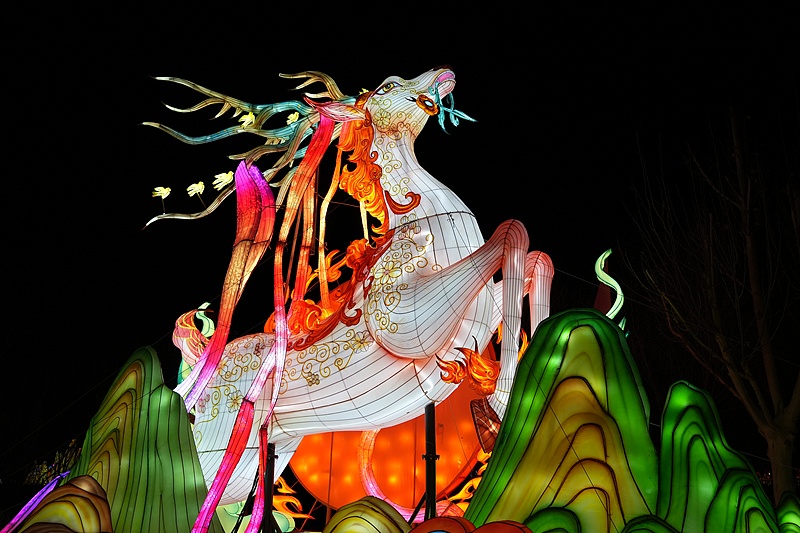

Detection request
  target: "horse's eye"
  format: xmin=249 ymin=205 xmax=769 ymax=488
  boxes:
xmin=376 ymin=82 xmax=398 ymax=95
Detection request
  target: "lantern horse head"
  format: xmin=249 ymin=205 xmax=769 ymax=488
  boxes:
xmin=145 ymin=67 xmax=554 ymax=531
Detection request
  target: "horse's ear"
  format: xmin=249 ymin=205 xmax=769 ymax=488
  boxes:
xmin=305 ymin=97 xmax=366 ymax=122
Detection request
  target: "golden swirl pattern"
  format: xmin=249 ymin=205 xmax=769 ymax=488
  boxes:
xmin=364 ymin=220 xmax=432 ymax=334
xmin=378 ymin=139 xmax=402 ymax=175
xmin=371 ymin=100 xmax=424 ymax=140
xmin=217 ymin=339 xmax=267 ymax=383
xmin=281 ymin=329 xmax=372 ymax=390
xmin=386 ymin=175 xmax=413 ymax=199
xmin=193 ymin=383 xmax=245 ymax=447
xmin=192 ymin=340 xmax=267 ymax=445
xmin=206 ymin=384 xmax=243 ymax=418
xmin=372 ymin=107 xmax=392 ymax=130
xmin=373 ymin=140 xmax=422 ymax=214
xmin=389 ymin=114 xmax=425 ymax=141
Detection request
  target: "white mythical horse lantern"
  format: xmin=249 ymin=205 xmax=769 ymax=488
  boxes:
xmin=145 ymin=67 xmax=554 ymax=532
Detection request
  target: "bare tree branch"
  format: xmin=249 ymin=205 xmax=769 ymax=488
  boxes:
xmin=626 ymin=104 xmax=800 ymax=502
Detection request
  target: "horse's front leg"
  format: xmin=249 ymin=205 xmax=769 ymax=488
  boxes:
xmin=368 ymin=219 xmax=529 ymax=416
xmin=485 ymin=250 xmax=554 ymax=416
xmin=490 ymin=250 xmax=555 ymax=339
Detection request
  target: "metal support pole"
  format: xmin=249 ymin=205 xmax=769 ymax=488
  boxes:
xmin=423 ymin=402 xmax=439 ymax=520
xmin=263 ymin=442 xmax=277 ymax=533
xmin=409 ymin=493 xmax=426 ymax=524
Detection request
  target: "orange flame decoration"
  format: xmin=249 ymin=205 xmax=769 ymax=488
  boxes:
xmin=438 ymin=341 xmax=500 ymax=397
xmin=272 ymin=477 xmax=314 ymax=520
xmin=437 ymin=356 xmax=469 ymax=385
xmin=438 ymin=329 xmax=529 ymax=397
xmin=446 ymin=450 xmax=492 ymax=512
xmin=264 ymin=234 xmax=393 ymax=352
xmin=495 ymin=323 xmax=530 ymax=362
xmin=262 ymin=104 xmax=402 ymax=349
xmin=337 ymin=108 xmax=392 ymax=236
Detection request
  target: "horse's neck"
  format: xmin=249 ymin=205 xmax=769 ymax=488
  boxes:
xmin=374 ymin=134 xmax=472 ymax=227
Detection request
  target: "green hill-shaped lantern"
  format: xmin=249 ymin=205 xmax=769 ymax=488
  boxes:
xmin=461 ymin=308 xmax=798 ymax=533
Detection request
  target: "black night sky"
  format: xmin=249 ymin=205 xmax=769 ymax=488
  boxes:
xmin=2 ymin=3 xmax=798 ymax=524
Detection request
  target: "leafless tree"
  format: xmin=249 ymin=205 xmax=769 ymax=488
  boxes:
xmin=627 ymin=104 xmax=800 ymax=503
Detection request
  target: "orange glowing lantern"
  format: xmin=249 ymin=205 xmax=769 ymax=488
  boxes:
xmin=289 ymin=380 xmax=483 ymax=512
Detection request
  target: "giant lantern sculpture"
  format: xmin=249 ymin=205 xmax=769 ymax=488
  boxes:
xmin=144 ymin=68 xmax=555 ymax=532
xmin=4 ymin=68 xmax=799 ymax=533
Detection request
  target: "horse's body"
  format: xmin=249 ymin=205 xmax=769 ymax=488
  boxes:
xmin=148 ymin=68 xmax=553 ymax=527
